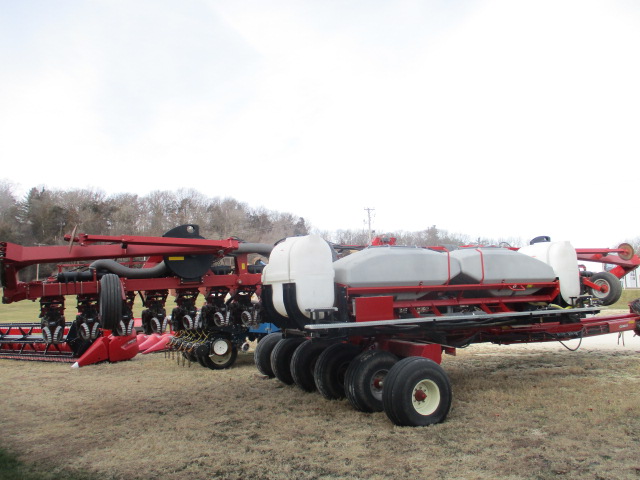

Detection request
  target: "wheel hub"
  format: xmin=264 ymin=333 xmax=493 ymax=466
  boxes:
xmin=212 ymin=339 xmax=229 ymax=356
xmin=411 ymin=379 xmax=440 ymax=415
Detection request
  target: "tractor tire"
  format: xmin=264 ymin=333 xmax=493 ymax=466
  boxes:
xmin=99 ymin=274 xmax=123 ymax=332
xmin=290 ymin=339 xmax=333 ymax=392
xmin=382 ymin=357 xmax=452 ymax=427
xmin=201 ymin=337 xmax=238 ymax=370
xmin=345 ymin=350 xmax=398 ymax=413
xmin=313 ymin=342 xmax=361 ymax=400
xmin=254 ymin=332 xmax=283 ymax=377
xmin=271 ymin=337 xmax=306 ymax=385
xmin=589 ymin=272 xmax=623 ymax=306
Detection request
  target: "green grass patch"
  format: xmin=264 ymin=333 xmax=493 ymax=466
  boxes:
xmin=0 ymin=297 xmax=145 ymax=324
xmin=610 ymin=288 xmax=640 ymax=309
xmin=0 ymin=301 xmax=40 ymax=324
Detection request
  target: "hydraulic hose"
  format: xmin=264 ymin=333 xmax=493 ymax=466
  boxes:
xmin=234 ymin=242 xmax=274 ymax=257
xmin=89 ymin=243 xmax=272 ymax=279
xmin=90 ymin=259 xmax=169 ymax=278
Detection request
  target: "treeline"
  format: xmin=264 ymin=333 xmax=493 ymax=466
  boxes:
xmin=326 ymin=225 xmax=491 ymax=249
xmin=0 ymin=181 xmax=501 ymax=249
xmin=0 ymin=182 xmax=309 ymax=247
xmin=2 ymin=181 xmax=637 ymax=254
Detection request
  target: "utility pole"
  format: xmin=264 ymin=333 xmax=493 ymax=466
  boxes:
xmin=364 ymin=207 xmax=375 ymax=245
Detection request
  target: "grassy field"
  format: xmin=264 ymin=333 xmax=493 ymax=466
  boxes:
xmin=0 ymin=339 xmax=639 ymax=479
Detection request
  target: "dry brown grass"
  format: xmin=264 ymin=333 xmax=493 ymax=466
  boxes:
xmin=1 ymin=336 xmax=639 ymax=480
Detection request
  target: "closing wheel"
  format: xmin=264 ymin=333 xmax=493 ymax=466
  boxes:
xmin=271 ymin=337 xmax=306 ymax=385
xmin=589 ymin=271 xmax=623 ymax=306
xmin=290 ymin=339 xmax=333 ymax=392
xmin=382 ymin=357 xmax=452 ymax=427
xmin=313 ymin=342 xmax=361 ymax=400
xmin=182 ymin=350 xmax=199 ymax=364
xmin=201 ymin=338 xmax=238 ymax=370
xmin=196 ymin=350 xmax=207 ymax=368
xmin=195 ymin=342 xmax=209 ymax=367
xmin=254 ymin=332 xmax=283 ymax=377
xmin=345 ymin=350 xmax=398 ymax=413
xmin=99 ymin=274 xmax=123 ymax=332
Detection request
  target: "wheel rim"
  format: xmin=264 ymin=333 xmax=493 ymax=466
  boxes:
xmin=213 ymin=339 xmax=229 ymax=355
xmin=592 ymin=280 xmax=610 ymax=298
xmin=411 ymin=379 xmax=441 ymax=415
xmin=209 ymin=339 xmax=232 ymax=365
xmin=369 ymin=369 xmax=388 ymax=401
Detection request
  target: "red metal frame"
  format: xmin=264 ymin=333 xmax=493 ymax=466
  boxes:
xmin=575 ymin=245 xmax=639 ymax=278
xmin=0 ymin=231 xmax=267 ymax=365
xmin=0 ymin=235 xmax=257 ymax=304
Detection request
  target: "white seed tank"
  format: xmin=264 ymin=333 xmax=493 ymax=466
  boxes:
xmin=263 ymin=236 xmax=579 ymax=314
xmin=448 ymin=248 xmax=556 ymax=296
xmin=518 ymin=241 xmax=580 ymax=304
xmin=262 ymin=235 xmax=335 ymax=319
xmin=333 ymin=246 xmax=461 ymax=300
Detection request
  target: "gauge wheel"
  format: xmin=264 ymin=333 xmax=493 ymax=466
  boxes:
xmin=201 ymin=338 xmax=238 ymax=370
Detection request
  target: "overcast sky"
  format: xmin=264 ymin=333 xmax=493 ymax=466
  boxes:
xmin=1 ymin=0 xmax=638 ymax=247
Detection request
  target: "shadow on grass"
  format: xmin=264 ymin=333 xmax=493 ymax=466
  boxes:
xmin=0 ymin=447 xmax=95 ymax=480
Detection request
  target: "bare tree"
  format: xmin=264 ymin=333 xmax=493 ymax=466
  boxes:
xmin=0 ymin=180 xmax=20 ymax=243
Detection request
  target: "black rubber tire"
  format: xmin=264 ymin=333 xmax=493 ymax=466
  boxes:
xmin=201 ymin=338 xmax=238 ymax=370
xmin=99 ymin=274 xmax=123 ymax=332
xmin=254 ymin=332 xmax=283 ymax=377
xmin=271 ymin=337 xmax=306 ymax=385
xmin=313 ymin=342 xmax=361 ymax=400
xmin=382 ymin=356 xmax=436 ymax=426
xmin=196 ymin=351 xmax=207 ymax=368
xmin=345 ymin=350 xmax=398 ymax=413
xmin=382 ymin=357 xmax=452 ymax=427
xmin=290 ymin=340 xmax=333 ymax=392
xmin=141 ymin=310 xmax=153 ymax=335
xmin=589 ymin=272 xmax=623 ymax=306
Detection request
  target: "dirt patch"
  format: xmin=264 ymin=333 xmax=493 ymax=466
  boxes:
xmin=1 ymin=338 xmax=639 ymax=480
